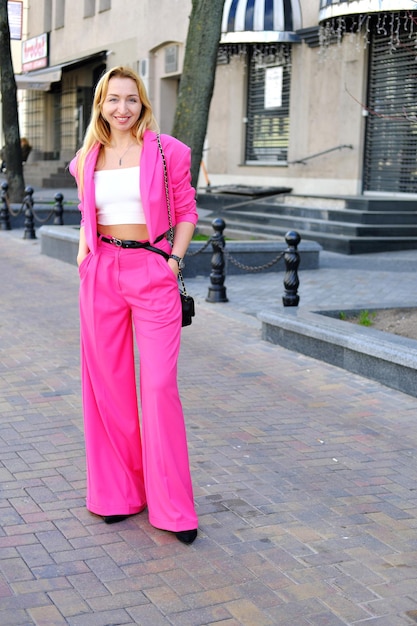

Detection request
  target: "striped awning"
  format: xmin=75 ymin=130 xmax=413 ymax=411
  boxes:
xmin=221 ymin=0 xmax=303 ymax=44
xmin=319 ymin=0 xmax=417 ymax=21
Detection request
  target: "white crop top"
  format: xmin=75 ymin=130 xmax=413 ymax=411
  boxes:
xmin=95 ymin=166 xmax=146 ymax=225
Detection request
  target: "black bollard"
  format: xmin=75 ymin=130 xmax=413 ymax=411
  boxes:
xmin=0 ymin=181 xmax=11 ymax=230
xmin=282 ymin=230 xmax=300 ymax=307
xmin=53 ymin=192 xmax=64 ymax=225
xmin=206 ymin=217 xmax=228 ymax=303
xmin=23 ymin=186 xmax=36 ymax=240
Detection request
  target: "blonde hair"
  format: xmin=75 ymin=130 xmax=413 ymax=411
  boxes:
xmin=75 ymin=66 xmax=158 ymax=192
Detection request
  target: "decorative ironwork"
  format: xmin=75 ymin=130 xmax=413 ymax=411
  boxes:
xmin=206 ymin=218 xmax=228 ymax=303
xmin=282 ymin=231 xmax=300 ymax=307
xmin=0 ymin=182 xmax=11 ymax=230
xmin=204 ymin=218 xmax=301 ymax=307
xmin=23 ymin=187 xmax=36 ymax=240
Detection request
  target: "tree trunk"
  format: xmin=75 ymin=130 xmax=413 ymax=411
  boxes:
xmin=172 ymin=0 xmax=224 ymax=190
xmin=0 ymin=0 xmax=25 ymax=201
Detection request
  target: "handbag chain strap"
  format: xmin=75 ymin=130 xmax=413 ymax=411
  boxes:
xmin=156 ymin=133 xmax=188 ymax=295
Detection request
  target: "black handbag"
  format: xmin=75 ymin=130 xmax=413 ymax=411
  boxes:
xmin=157 ymin=134 xmax=195 ymax=327
xmin=180 ymin=292 xmax=195 ymax=327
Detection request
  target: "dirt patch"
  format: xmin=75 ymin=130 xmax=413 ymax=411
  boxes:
xmin=343 ymin=308 xmax=417 ymax=340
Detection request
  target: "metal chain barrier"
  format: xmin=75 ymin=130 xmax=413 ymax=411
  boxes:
xmin=32 ymin=208 xmax=56 ymax=224
xmin=25 ymin=187 xmax=55 ymax=224
xmin=204 ymin=217 xmax=301 ymax=307
xmin=1 ymin=182 xmax=22 ymax=218
xmin=185 ymin=237 xmax=212 ymax=257
xmin=0 ymin=183 xmax=64 ymax=236
xmin=7 ymin=204 xmax=24 ymax=217
xmin=222 ymin=245 xmax=285 ymax=272
xmin=186 ymin=234 xmax=285 ymax=272
xmin=7 ymin=202 xmax=23 ymax=218
xmin=185 ymin=219 xmax=295 ymax=277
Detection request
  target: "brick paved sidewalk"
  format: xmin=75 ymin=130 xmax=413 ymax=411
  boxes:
xmin=1 ymin=232 xmax=417 ymax=625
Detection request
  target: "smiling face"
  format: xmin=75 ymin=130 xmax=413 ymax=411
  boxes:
xmin=101 ymin=76 xmax=142 ymax=134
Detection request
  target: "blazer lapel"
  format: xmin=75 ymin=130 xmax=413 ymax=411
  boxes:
xmin=84 ymin=143 xmax=100 ymax=253
xmin=140 ymin=131 xmax=166 ymax=243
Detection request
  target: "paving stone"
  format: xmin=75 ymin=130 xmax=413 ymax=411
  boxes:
xmin=65 ymin=608 xmax=132 ymax=626
xmin=126 ymin=603 xmax=171 ymax=626
xmin=47 ymin=589 xmax=89 ymax=618
xmin=1 ymin=230 xmax=417 ymax=625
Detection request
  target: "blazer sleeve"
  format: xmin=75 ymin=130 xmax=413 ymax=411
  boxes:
xmin=163 ymin=137 xmax=198 ymax=227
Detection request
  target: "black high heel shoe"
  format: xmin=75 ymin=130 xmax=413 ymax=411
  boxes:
xmin=175 ymin=529 xmax=197 ymax=544
xmin=104 ymin=514 xmax=133 ymax=524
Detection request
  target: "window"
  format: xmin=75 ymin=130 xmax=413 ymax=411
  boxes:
xmin=44 ymin=0 xmax=52 ymax=32
xmin=84 ymin=0 xmax=95 ymax=18
xmin=165 ymin=45 xmax=179 ymax=74
xmin=364 ymin=21 xmax=417 ymax=193
xmin=245 ymin=45 xmax=292 ymax=164
xmin=98 ymin=0 xmax=111 ymax=11
xmin=54 ymin=0 xmax=65 ymax=29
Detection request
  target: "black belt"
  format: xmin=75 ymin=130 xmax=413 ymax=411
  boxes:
xmin=99 ymin=233 xmax=169 ymax=259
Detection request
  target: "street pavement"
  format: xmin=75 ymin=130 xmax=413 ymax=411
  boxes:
xmin=1 ymin=194 xmax=417 ymax=625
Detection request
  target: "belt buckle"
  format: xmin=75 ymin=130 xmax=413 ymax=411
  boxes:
xmin=111 ymin=237 xmax=123 ymax=247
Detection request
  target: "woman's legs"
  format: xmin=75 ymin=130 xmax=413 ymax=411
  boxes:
xmin=133 ymin=309 xmax=198 ymax=532
xmin=79 ymin=248 xmax=146 ymax=516
xmin=122 ymin=247 xmax=198 ymax=532
xmin=79 ymin=242 xmax=197 ymax=531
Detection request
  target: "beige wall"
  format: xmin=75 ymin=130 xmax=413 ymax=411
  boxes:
xmin=206 ymin=27 xmax=369 ymax=195
xmin=205 ymin=56 xmax=247 ymax=177
xmin=19 ymin=0 xmax=373 ymax=196
xmin=286 ymin=34 xmax=368 ymax=194
xmin=21 ymin=0 xmax=192 ymax=159
xmin=27 ymin=5 xmax=189 ymax=113
xmin=26 ymin=0 xmax=190 ymax=72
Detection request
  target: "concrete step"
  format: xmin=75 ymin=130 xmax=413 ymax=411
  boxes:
xmin=281 ymin=193 xmax=417 ymax=212
xmin=42 ymin=173 xmax=76 ymax=188
xmin=259 ymin=307 xmax=417 ymax=398
xmin=198 ymin=218 xmax=417 ymax=254
xmin=237 ymin=201 xmax=417 ymax=225
xmin=230 ymin=211 xmax=417 ymax=237
xmin=197 ymin=191 xmax=417 ymax=254
xmin=24 ymin=160 xmax=69 ymax=188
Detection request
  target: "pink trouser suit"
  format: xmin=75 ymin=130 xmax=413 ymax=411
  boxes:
xmin=70 ymin=131 xmax=198 ymax=532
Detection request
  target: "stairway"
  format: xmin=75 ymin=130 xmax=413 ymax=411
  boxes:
xmin=41 ymin=166 xmax=76 ymax=189
xmin=196 ymin=189 xmax=417 ymax=254
xmin=23 ymin=161 xmax=76 ymax=189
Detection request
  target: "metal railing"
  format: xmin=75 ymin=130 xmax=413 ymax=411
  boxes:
xmin=0 ymin=182 xmax=64 ymax=238
xmin=288 ymin=144 xmax=353 ymax=165
xmin=188 ymin=218 xmax=300 ymax=307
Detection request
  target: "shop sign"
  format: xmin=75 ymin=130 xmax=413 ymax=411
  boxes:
xmin=8 ymin=1 xmax=23 ymax=40
xmin=22 ymin=33 xmax=48 ymax=72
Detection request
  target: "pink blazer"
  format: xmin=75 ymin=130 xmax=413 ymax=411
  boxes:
xmin=69 ymin=130 xmax=198 ymax=254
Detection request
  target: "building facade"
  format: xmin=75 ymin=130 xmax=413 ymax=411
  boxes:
xmin=14 ymin=0 xmax=417 ymax=198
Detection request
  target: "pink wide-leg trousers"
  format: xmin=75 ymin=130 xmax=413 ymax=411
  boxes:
xmin=78 ymin=237 xmax=198 ymax=532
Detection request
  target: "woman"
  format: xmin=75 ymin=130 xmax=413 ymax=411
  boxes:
xmin=20 ymin=137 xmax=32 ymax=162
xmin=69 ymin=66 xmax=198 ymax=544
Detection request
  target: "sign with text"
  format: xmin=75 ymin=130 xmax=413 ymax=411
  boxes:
xmin=22 ymin=33 xmax=48 ymax=71
xmin=265 ymin=66 xmax=283 ymax=109
xmin=8 ymin=1 xmax=23 ymax=41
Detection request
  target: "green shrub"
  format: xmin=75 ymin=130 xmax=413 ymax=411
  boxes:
xmin=358 ymin=310 xmax=376 ymax=326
